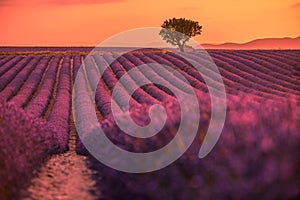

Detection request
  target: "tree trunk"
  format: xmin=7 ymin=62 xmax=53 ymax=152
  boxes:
xmin=178 ymin=44 xmax=184 ymax=52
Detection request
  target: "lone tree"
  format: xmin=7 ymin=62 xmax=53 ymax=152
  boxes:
xmin=160 ymin=18 xmax=202 ymax=52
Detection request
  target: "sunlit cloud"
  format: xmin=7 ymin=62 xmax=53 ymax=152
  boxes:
xmin=0 ymin=0 xmax=125 ymax=6
xmin=179 ymin=6 xmax=199 ymax=11
xmin=291 ymin=2 xmax=300 ymax=8
xmin=0 ymin=0 xmax=12 ymax=6
xmin=48 ymin=0 xmax=125 ymax=5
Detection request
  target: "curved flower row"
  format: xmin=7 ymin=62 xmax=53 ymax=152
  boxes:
xmin=77 ymin=50 xmax=300 ymax=199
xmin=91 ymin=55 xmax=114 ymax=118
xmin=73 ymin=54 xmax=82 ymax=82
xmin=213 ymin=51 xmax=300 ymax=93
xmin=238 ymin=51 xmax=300 ymax=85
xmin=0 ymin=56 xmax=23 ymax=77
xmin=186 ymin=51 xmax=296 ymax=101
xmin=0 ymin=56 xmax=33 ymax=91
xmin=25 ymin=55 xmax=61 ymax=118
xmin=0 ymin=55 xmax=15 ymax=68
xmin=112 ymin=53 xmax=161 ymax=105
xmin=0 ymin=100 xmax=59 ymax=200
xmin=120 ymin=53 xmax=177 ymax=102
xmin=0 ymin=56 xmax=43 ymax=101
xmin=47 ymin=55 xmax=72 ymax=153
xmin=159 ymin=51 xmax=226 ymax=92
xmin=88 ymin=92 xmax=300 ymax=200
xmin=97 ymin=54 xmax=141 ymax=108
xmin=73 ymin=60 xmax=100 ymax=154
xmin=211 ymin=54 xmax=291 ymax=97
xmin=10 ymin=55 xmax=52 ymax=108
xmin=134 ymin=52 xmax=209 ymax=93
xmin=243 ymin=50 xmax=296 ymax=73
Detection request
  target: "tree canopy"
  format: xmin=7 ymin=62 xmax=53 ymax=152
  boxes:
xmin=159 ymin=18 xmax=202 ymax=52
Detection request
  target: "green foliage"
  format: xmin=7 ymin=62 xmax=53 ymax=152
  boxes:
xmin=160 ymin=18 xmax=202 ymax=52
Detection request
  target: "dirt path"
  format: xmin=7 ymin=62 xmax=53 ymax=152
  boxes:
xmin=22 ymin=152 xmax=99 ymax=200
xmin=22 ymin=116 xmax=100 ymax=200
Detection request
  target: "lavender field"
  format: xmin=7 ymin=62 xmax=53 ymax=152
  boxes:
xmin=0 ymin=49 xmax=300 ymax=200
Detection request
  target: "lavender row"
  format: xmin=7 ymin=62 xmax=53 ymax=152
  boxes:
xmin=133 ymin=52 xmax=210 ymax=93
xmin=211 ymin=57 xmax=284 ymax=100
xmin=0 ymin=56 xmax=23 ymax=77
xmin=220 ymin=50 xmax=293 ymax=79
xmin=118 ymin=53 xmax=178 ymax=102
xmin=160 ymin=51 xmax=225 ymax=86
xmin=47 ymin=55 xmax=72 ymax=153
xmin=128 ymin=53 xmax=196 ymax=98
xmin=227 ymin=50 xmax=300 ymax=90
xmin=236 ymin=50 xmax=293 ymax=73
xmin=73 ymin=54 xmax=82 ymax=82
xmin=0 ymin=56 xmax=34 ymax=92
xmin=146 ymin=52 xmax=220 ymax=90
xmin=0 ymin=55 xmax=43 ymax=101
xmin=74 ymin=54 xmax=119 ymax=154
xmin=208 ymin=54 xmax=293 ymax=99
xmin=220 ymin=51 xmax=300 ymax=90
xmin=279 ymin=50 xmax=300 ymax=59
xmin=25 ymin=55 xmax=61 ymax=118
xmin=257 ymin=50 xmax=300 ymax=70
xmin=124 ymin=52 xmax=228 ymax=100
xmin=93 ymin=54 xmax=153 ymax=117
xmin=73 ymin=63 xmax=100 ymax=154
xmin=0 ymin=56 xmax=15 ymax=68
xmin=82 ymin=55 xmax=115 ymax=117
xmin=227 ymin=51 xmax=300 ymax=93
xmin=232 ymin=51 xmax=292 ymax=75
xmin=90 ymin=55 xmax=114 ymax=118
xmin=110 ymin=53 xmax=174 ymax=104
xmin=170 ymin=51 xmax=230 ymax=92
xmin=0 ymin=101 xmax=59 ymax=200
xmin=174 ymin=51 xmax=259 ymax=97
xmin=87 ymin=92 xmax=300 ymax=200
xmin=248 ymin=50 xmax=300 ymax=82
xmin=211 ymin=52 xmax=299 ymax=97
xmin=143 ymin=51 xmax=236 ymax=98
xmin=97 ymin=54 xmax=141 ymax=108
xmin=10 ymin=55 xmax=52 ymax=108
xmin=75 ymin=53 xmax=178 ymax=154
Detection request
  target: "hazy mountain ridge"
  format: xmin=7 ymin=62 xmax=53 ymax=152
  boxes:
xmin=202 ymin=36 xmax=300 ymax=49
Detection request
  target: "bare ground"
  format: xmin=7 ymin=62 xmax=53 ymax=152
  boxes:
xmin=21 ymin=100 xmax=100 ymax=199
xmin=22 ymin=152 xmax=100 ymax=200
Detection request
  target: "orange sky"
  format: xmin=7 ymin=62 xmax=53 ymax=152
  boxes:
xmin=0 ymin=0 xmax=299 ymax=46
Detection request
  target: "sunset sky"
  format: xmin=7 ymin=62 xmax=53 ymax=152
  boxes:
xmin=0 ymin=0 xmax=299 ymax=46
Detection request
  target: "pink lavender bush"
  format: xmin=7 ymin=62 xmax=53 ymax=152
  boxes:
xmin=72 ymin=50 xmax=300 ymax=199
xmin=0 ymin=50 xmax=298 ymax=199
xmin=0 ymin=101 xmax=59 ymax=199
xmin=84 ymin=93 xmax=300 ymax=200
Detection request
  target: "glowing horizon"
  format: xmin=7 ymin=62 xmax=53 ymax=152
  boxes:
xmin=0 ymin=0 xmax=299 ymax=46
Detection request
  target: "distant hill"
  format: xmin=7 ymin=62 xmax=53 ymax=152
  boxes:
xmin=201 ymin=36 xmax=300 ymax=49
